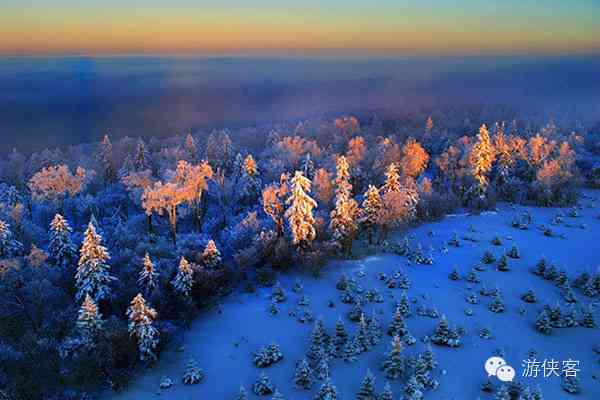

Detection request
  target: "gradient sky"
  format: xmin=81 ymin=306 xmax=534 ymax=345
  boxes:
xmin=2 ymin=0 xmax=600 ymax=56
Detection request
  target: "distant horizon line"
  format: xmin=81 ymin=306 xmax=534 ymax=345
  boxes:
xmin=2 ymin=49 xmax=600 ymax=59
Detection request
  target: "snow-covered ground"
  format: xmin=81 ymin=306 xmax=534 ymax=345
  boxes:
xmin=106 ymin=194 xmax=600 ymax=400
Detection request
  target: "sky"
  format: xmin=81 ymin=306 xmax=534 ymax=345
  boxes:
xmin=2 ymin=0 xmax=600 ymax=56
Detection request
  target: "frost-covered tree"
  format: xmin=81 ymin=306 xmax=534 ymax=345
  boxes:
xmin=294 ymin=358 xmax=314 ymax=390
xmin=182 ymin=357 xmax=204 ymax=384
xmin=285 ymin=171 xmax=318 ymax=248
xmin=253 ymin=372 xmax=275 ymax=396
xmin=382 ymin=335 xmax=405 ymax=379
xmin=138 ymin=252 xmax=158 ymax=294
xmin=28 ymin=164 xmax=88 ymax=210
xmin=134 ymin=138 xmax=150 ymax=171
xmin=236 ymin=385 xmax=248 ymax=400
xmin=202 ymin=239 xmax=222 ymax=268
xmin=262 ymin=173 xmax=289 ymax=237
xmin=127 ymin=293 xmax=159 ymax=362
xmin=238 ymin=154 xmax=262 ymax=206
xmin=315 ymin=377 xmax=339 ymax=400
xmin=356 ymin=369 xmax=376 ymax=400
xmin=379 ymin=382 xmax=394 ymax=400
xmin=381 ymin=163 xmax=402 ymax=194
xmin=333 ymin=316 xmax=348 ymax=356
xmin=76 ymin=294 xmax=103 ymax=345
xmin=75 ymin=221 xmax=115 ymax=302
xmin=404 ymin=375 xmax=424 ymax=400
xmin=98 ymin=133 xmax=116 ymax=183
xmin=312 ymin=168 xmax=334 ymax=206
xmin=400 ymin=138 xmax=429 ymax=179
xmin=171 ymin=256 xmax=194 ymax=297
xmin=142 ymin=181 xmax=186 ymax=244
xmin=329 ymin=155 xmax=359 ymax=256
xmin=361 ymin=185 xmax=381 ymax=244
xmin=307 ymin=318 xmax=328 ymax=362
xmin=425 ymin=116 xmax=434 ymax=135
xmin=49 ymin=214 xmax=76 ymax=267
xmin=184 ymin=133 xmax=199 ymax=163
xmin=469 ymin=124 xmax=496 ymax=195
xmin=301 ymin=153 xmax=315 ymax=180
xmin=0 ymin=219 xmax=22 ymax=258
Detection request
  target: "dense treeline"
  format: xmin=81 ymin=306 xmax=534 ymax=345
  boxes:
xmin=0 ymin=110 xmax=597 ymax=399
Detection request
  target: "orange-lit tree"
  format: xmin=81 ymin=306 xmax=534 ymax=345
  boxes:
xmin=285 ymin=171 xmax=317 ymax=249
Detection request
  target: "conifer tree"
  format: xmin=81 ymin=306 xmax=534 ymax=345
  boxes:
xmin=293 ymin=358 xmax=314 ymax=390
xmin=202 ymin=239 xmax=222 ymax=268
xmin=382 ymin=335 xmax=405 ymax=379
xmin=361 ymin=185 xmax=382 ymax=244
xmin=285 ymin=171 xmax=318 ymax=248
xmin=98 ymin=133 xmax=116 ymax=183
xmin=333 ymin=316 xmax=349 ymax=356
xmin=301 ymin=153 xmax=315 ymax=180
xmin=184 ymin=133 xmax=199 ymax=163
xmin=330 ymin=161 xmax=359 ymax=255
xmin=381 ymin=163 xmax=402 ymax=194
xmin=271 ymin=389 xmax=285 ymax=400
xmin=134 ymin=138 xmax=150 ymax=171
xmin=262 ymin=173 xmax=289 ymax=237
xmin=76 ymin=221 xmax=115 ymax=302
xmin=356 ymin=313 xmax=371 ymax=352
xmin=236 ymin=385 xmax=248 ymax=400
xmin=315 ymin=377 xmax=339 ymax=400
xmin=171 ymin=256 xmax=194 ymax=297
xmin=0 ymin=219 xmax=22 ymax=257
xmin=253 ymin=372 xmax=274 ymax=396
xmin=182 ymin=357 xmax=204 ymax=384
xmin=379 ymin=382 xmax=394 ymax=400
xmin=404 ymin=375 xmax=424 ymax=400
xmin=49 ymin=214 xmax=76 ymax=267
xmin=356 ymin=369 xmax=377 ymax=400
xmin=469 ymin=124 xmax=496 ymax=195
xmin=77 ymin=294 xmax=103 ymax=345
xmin=138 ymin=252 xmax=158 ymax=295
xmin=307 ymin=318 xmax=328 ymax=362
xmin=127 ymin=293 xmax=159 ymax=362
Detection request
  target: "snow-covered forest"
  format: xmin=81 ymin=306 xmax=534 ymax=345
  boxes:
xmin=1 ymin=109 xmax=600 ymax=400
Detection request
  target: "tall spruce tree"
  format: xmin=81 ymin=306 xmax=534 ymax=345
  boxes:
xmin=75 ymin=221 xmax=115 ymax=302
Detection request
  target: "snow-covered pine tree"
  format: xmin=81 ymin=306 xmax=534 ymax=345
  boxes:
xmin=414 ymin=354 xmax=439 ymax=390
xmin=202 ymin=239 xmax=222 ymax=269
xmin=381 ymin=163 xmax=402 ymax=194
xmin=75 ymin=221 xmax=115 ymax=302
xmin=236 ymin=385 xmax=248 ymax=400
xmin=0 ymin=219 xmax=22 ymax=257
xmin=184 ymin=133 xmax=199 ymax=163
xmin=356 ymin=313 xmax=371 ymax=352
xmin=367 ymin=309 xmax=383 ymax=345
xmin=382 ymin=335 xmax=405 ymax=379
xmin=127 ymin=293 xmax=159 ymax=362
xmin=253 ymin=372 xmax=275 ymax=396
xmin=238 ymin=154 xmax=262 ymax=206
xmin=171 ymin=256 xmax=194 ymax=297
xmin=379 ymin=382 xmax=394 ymax=400
xmin=76 ymin=294 xmax=103 ymax=345
xmin=271 ymin=389 xmax=285 ymax=400
xmin=403 ymin=375 xmax=424 ymax=400
xmin=301 ymin=153 xmax=315 ymax=180
xmin=182 ymin=357 xmax=204 ymax=384
xmin=49 ymin=214 xmax=76 ymax=267
xmin=356 ymin=369 xmax=377 ymax=400
xmin=333 ymin=316 xmax=348 ymax=356
xmin=285 ymin=170 xmax=318 ymax=248
xmin=469 ymin=124 xmax=496 ymax=197
xmin=329 ymin=155 xmax=359 ymax=256
xmin=134 ymin=138 xmax=150 ymax=171
xmin=98 ymin=133 xmax=116 ymax=183
xmin=138 ymin=252 xmax=158 ymax=295
xmin=361 ymin=185 xmax=382 ymax=244
xmin=307 ymin=318 xmax=328 ymax=362
xmin=314 ymin=349 xmax=330 ymax=380
xmin=293 ymin=358 xmax=314 ymax=390
xmin=422 ymin=344 xmax=438 ymax=370
xmin=314 ymin=377 xmax=339 ymax=400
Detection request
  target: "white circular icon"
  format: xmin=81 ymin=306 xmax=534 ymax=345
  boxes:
xmin=496 ymin=365 xmax=516 ymax=382
xmin=485 ymin=356 xmax=507 ymax=377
